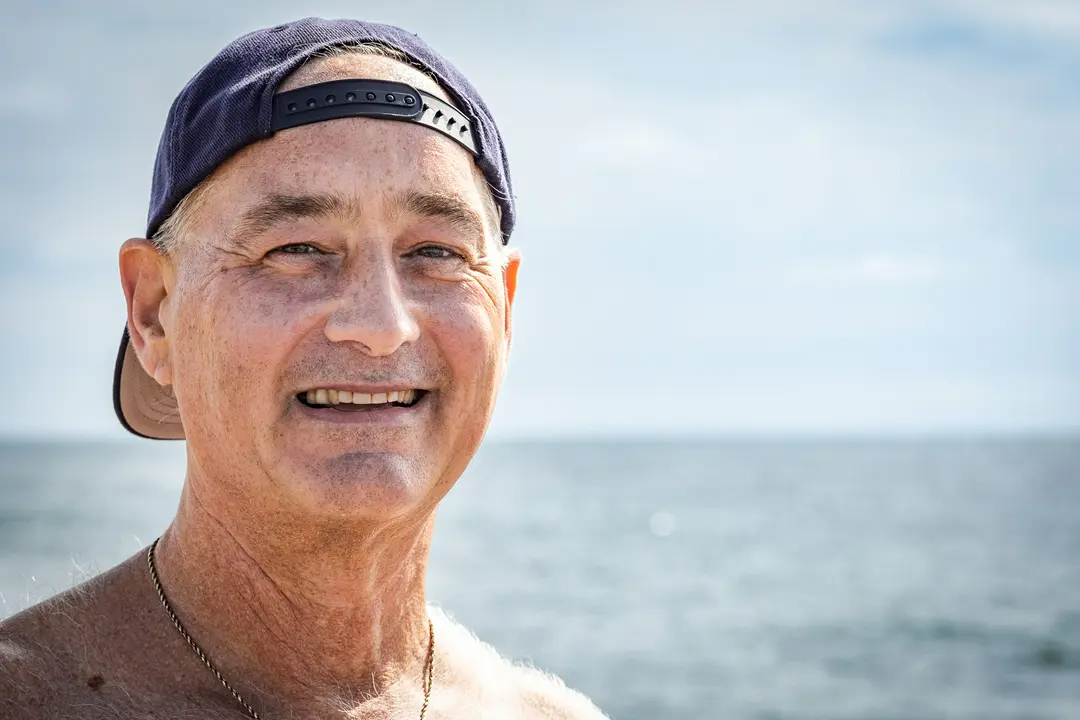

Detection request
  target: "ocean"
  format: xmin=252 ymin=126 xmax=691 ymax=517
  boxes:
xmin=1 ymin=438 xmax=1078 ymax=719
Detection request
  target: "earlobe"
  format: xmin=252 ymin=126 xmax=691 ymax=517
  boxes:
xmin=119 ymin=237 xmax=173 ymax=385
xmin=152 ymin=365 xmax=173 ymax=387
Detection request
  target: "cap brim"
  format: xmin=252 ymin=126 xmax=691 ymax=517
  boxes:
xmin=113 ymin=326 xmax=185 ymax=440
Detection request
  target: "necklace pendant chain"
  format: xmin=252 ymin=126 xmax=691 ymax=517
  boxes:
xmin=147 ymin=538 xmax=434 ymax=720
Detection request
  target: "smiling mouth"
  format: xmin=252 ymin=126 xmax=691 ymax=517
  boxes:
xmin=297 ymin=388 xmax=426 ymax=412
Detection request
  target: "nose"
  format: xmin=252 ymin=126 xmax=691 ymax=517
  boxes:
xmin=324 ymin=258 xmax=420 ymax=357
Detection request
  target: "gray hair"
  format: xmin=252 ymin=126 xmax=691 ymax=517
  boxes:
xmin=152 ymin=41 xmax=505 ymax=258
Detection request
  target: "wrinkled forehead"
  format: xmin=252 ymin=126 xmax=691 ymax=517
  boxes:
xmin=193 ymin=53 xmax=487 ymax=238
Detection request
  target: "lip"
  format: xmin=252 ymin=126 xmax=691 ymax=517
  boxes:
xmin=291 ymin=390 xmax=431 ymax=426
xmin=295 ymin=384 xmax=430 ymax=394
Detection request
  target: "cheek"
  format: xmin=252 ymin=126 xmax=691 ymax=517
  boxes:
xmin=173 ymin=272 xmax=327 ymax=413
xmin=421 ymin=282 xmax=505 ymax=406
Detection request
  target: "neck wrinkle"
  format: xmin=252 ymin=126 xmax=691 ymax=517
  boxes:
xmin=153 ymin=474 xmax=435 ymax=715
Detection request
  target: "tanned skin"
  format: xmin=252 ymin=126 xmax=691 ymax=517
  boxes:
xmin=0 ymin=53 xmax=607 ymax=720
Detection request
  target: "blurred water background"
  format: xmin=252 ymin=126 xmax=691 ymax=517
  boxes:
xmin=1 ymin=437 xmax=1077 ymax=719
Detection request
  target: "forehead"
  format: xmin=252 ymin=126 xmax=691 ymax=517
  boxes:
xmin=278 ymin=52 xmax=443 ymax=95
xmin=197 ymin=53 xmax=485 ymax=234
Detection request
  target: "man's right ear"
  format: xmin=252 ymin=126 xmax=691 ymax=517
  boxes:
xmin=119 ymin=238 xmax=174 ymax=386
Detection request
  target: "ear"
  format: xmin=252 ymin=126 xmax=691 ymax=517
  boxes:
xmin=502 ymin=248 xmax=521 ymax=350
xmin=119 ymin=238 xmax=174 ymax=385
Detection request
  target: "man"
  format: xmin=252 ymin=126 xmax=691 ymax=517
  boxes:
xmin=0 ymin=18 xmax=607 ymax=720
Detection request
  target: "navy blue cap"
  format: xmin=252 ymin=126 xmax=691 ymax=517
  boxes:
xmin=148 ymin=16 xmax=515 ymax=241
xmin=117 ymin=17 xmax=515 ymax=440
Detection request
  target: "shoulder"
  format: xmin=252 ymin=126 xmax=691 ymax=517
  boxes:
xmin=0 ymin=630 xmax=49 ymax=719
xmin=429 ymin=608 xmax=609 ymax=720
xmin=0 ymin=552 xmax=153 ymax=719
xmin=0 ymin=585 xmax=95 ymax=718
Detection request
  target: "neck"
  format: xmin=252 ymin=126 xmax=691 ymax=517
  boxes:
xmin=153 ymin=473 xmax=434 ymax=714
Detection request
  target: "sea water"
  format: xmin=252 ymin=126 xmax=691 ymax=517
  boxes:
xmin=1 ymin=438 xmax=1078 ymax=719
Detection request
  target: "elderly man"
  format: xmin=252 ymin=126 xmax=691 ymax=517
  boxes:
xmin=0 ymin=18 xmax=607 ymax=720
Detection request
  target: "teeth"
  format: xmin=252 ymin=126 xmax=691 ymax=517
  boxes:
xmin=304 ymin=389 xmax=419 ymax=406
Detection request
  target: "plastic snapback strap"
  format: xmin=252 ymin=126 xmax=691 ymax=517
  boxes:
xmin=271 ymin=79 xmax=478 ymax=155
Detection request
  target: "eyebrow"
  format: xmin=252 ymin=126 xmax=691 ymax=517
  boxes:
xmin=232 ymin=193 xmax=342 ymax=244
xmin=396 ymin=189 xmax=486 ymax=246
xmin=229 ymin=190 xmax=487 ymax=250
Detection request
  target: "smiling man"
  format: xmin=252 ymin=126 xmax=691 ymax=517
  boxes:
xmin=0 ymin=18 xmax=607 ymax=720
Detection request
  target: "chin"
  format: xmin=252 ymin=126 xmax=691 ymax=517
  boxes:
xmin=282 ymin=450 xmax=437 ymax=520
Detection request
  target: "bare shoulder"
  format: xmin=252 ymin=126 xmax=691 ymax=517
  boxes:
xmin=0 ymin=551 xmax=154 ymax=719
xmin=430 ymin=608 xmax=610 ymax=720
xmin=0 ymin=573 xmax=107 ymax=717
xmin=0 ymin=624 xmax=55 ymax=720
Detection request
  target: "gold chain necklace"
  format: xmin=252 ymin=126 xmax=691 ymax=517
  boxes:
xmin=147 ymin=538 xmax=435 ymax=719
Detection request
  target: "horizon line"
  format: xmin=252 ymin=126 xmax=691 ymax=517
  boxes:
xmin=1 ymin=428 xmax=1077 ymax=445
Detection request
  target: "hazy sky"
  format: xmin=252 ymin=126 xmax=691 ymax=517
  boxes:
xmin=1 ymin=0 xmax=1077 ymax=437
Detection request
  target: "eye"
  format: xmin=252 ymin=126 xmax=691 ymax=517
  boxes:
xmin=271 ymin=242 xmax=324 ymax=255
xmin=411 ymin=245 xmax=463 ymax=260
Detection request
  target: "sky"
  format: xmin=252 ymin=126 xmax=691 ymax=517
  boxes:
xmin=0 ymin=0 xmax=1077 ymax=438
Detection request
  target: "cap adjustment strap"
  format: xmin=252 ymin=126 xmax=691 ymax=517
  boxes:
xmin=271 ymin=79 xmax=478 ymax=155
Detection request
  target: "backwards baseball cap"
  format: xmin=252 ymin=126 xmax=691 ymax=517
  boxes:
xmin=113 ymin=17 xmax=516 ymax=440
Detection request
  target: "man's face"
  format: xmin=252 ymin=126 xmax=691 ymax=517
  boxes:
xmin=148 ymin=54 xmax=518 ymax=522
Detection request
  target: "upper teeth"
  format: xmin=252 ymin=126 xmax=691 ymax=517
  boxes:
xmin=306 ymin=389 xmax=418 ymax=406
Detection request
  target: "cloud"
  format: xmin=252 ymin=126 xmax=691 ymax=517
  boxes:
xmin=944 ymin=0 xmax=1080 ymax=43
xmin=0 ymin=81 xmax=74 ymax=118
xmin=495 ymin=372 xmax=1080 ymax=436
xmin=573 ymin=118 xmax=700 ymax=173
xmin=790 ymin=255 xmax=944 ymax=285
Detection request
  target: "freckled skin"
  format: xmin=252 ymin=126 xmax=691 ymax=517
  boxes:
xmin=155 ymin=51 xmax=510 ymax=524
xmin=169 ymin=113 xmax=505 ymax=520
xmin=0 ymin=53 xmax=607 ymax=719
